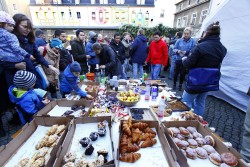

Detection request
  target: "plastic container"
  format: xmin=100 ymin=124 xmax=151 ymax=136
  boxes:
xmin=158 ymin=96 xmax=165 ymax=118
xmin=151 ymin=86 xmax=158 ymax=101
xmin=145 ymin=81 xmax=150 ymax=100
xmin=86 ymin=73 xmax=95 ymax=81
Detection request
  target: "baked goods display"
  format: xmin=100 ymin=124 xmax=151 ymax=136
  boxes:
xmin=119 ymin=117 xmax=158 ymax=163
xmin=16 ymin=124 xmax=66 ymax=167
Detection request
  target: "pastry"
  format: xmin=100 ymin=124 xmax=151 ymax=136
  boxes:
xmin=119 ymin=153 xmax=141 ymax=163
xmin=173 ymin=137 xmax=182 ymax=145
xmin=64 ymin=110 xmax=74 ymax=116
xmin=202 ymin=145 xmax=217 ymax=155
xmin=55 ymin=125 xmax=66 ymax=135
xmin=196 ymin=137 xmax=206 ymax=147
xmin=98 ymin=128 xmax=106 ymax=137
xmin=18 ymin=157 xmax=30 ymax=167
xmin=63 ymin=152 xmax=76 ymax=164
xmin=74 ymin=159 xmax=88 ymax=167
xmin=187 ymin=133 xmax=194 ymax=139
xmin=46 ymin=124 xmax=58 ymax=135
xmin=177 ymin=140 xmax=189 ymax=150
xmin=35 ymin=135 xmax=49 ymax=150
xmin=192 ymin=132 xmax=203 ymax=139
xmin=89 ymin=132 xmax=99 ymax=141
xmin=30 ymin=157 xmax=45 ymax=167
xmin=220 ymin=163 xmax=231 ymax=167
xmin=186 ymin=148 xmax=197 ymax=159
xmin=98 ymin=121 xmax=106 ymax=129
xmin=127 ymin=116 xmax=132 ymax=128
xmin=97 ymin=149 xmax=108 ymax=158
xmin=132 ymin=122 xmax=148 ymax=130
xmin=96 ymin=155 xmax=105 ymax=166
xmin=143 ymin=127 xmax=156 ymax=135
xmin=63 ymin=162 xmax=75 ymax=167
xmin=141 ymin=133 xmax=156 ymax=140
xmin=204 ymin=135 xmax=215 ymax=147
xmin=220 ymin=152 xmax=238 ymax=167
xmin=80 ymin=137 xmax=91 ymax=147
xmin=187 ymin=139 xmax=198 ymax=148
xmin=31 ymin=147 xmax=49 ymax=162
xmin=187 ymin=126 xmax=197 ymax=133
xmin=196 ymin=147 xmax=208 ymax=159
xmin=122 ymin=122 xmax=132 ymax=136
xmin=167 ymin=128 xmax=174 ymax=137
xmin=127 ymin=144 xmax=140 ymax=153
xmin=87 ymin=161 xmax=97 ymax=167
xmin=132 ymin=128 xmax=142 ymax=142
xmin=141 ymin=138 xmax=157 ymax=148
xmin=176 ymin=134 xmax=185 ymax=140
xmin=209 ymin=152 xmax=222 ymax=166
xmin=85 ymin=144 xmax=94 ymax=155
xmin=170 ymin=127 xmax=180 ymax=136
xmin=46 ymin=135 xmax=58 ymax=147
xmin=179 ymin=127 xmax=190 ymax=137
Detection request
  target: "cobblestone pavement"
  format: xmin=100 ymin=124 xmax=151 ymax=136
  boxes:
xmin=0 ymin=71 xmax=246 ymax=152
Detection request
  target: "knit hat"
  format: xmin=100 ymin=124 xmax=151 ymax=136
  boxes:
xmin=35 ymin=29 xmax=44 ymax=37
xmin=13 ymin=70 xmax=36 ymax=89
xmin=70 ymin=61 xmax=81 ymax=72
xmin=89 ymin=31 xmax=97 ymax=39
xmin=0 ymin=11 xmax=15 ymax=25
xmin=50 ymin=38 xmax=63 ymax=49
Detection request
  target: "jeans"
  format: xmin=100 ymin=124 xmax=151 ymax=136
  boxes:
xmin=182 ymin=90 xmax=208 ymax=116
xmin=151 ymin=64 xmax=162 ymax=80
xmin=121 ymin=63 xmax=127 ymax=79
xmin=133 ymin=63 xmax=144 ymax=79
xmin=169 ymin=55 xmax=176 ymax=79
xmin=241 ymin=98 xmax=250 ymax=163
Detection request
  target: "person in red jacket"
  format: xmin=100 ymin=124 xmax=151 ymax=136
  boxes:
xmin=146 ymin=31 xmax=168 ymax=80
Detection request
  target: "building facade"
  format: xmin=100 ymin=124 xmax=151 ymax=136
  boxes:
xmin=173 ymin=0 xmax=210 ymax=35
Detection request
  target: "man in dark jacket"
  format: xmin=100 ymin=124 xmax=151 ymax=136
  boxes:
xmin=130 ymin=29 xmax=148 ymax=79
xmin=54 ymin=30 xmax=73 ymax=81
xmin=35 ymin=29 xmax=47 ymax=47
xmin=109 ymin=33 xmax=126 ymax=79
xmin=86 ymin=31 xmax=98 ymax=73
xmin=92 ymin=43 xmax=121 ymax=78
xmin=71 ymin=29 xmax=88 ymax=74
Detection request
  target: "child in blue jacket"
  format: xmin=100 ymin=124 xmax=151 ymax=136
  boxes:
xmin=8 ymin=70 xmax=50 ymax=124
xmin=60 ymin=61 xmax=93 ymax=99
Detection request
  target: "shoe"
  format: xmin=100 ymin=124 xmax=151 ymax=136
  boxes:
xmin=173 ymin=84 xmax=176 ymax=90
xmin=179 ymin=85 xmax=182 ymax=91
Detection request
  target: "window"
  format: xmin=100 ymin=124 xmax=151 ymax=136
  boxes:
xmin=188 ymin=0 xmax=191 ymax=5
xmin=160 ymin=10 xmax=165 ymax=18
xmin=179 ymin=3 xmax=182 ymax=11
xmin=182 ymin=16 xmax=188 ymax=27
xmin=176 ymin=18 xmax=181 ymax=28
xmin=100 ymin=0 xmax=108 ymax=4
xmin=190 ymin=13 xmax=197 ymax=25
xmin=199 ymin=9 xmax=208 ymax=23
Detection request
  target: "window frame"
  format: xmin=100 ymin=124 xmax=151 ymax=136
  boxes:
xmin=190 ymin=12 xmax=197 ymax=25
xmin=199 ymin=9 xmax=208 ymax=24
xmin=182 ymin=15 xmax=188 ymax=27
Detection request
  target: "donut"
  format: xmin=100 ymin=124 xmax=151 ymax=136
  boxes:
xmin=187 ymin=126 xmax=197 ymax=133
xmin=186 ymin=148 xmax=197 ymax=159
xmin=177 ymin=140 xmax=189 ymax=150
xmin=173 ymin=137 xmax=182 ymax=146
xmin=187 ymin=139 xmax=198 ymax=148
xmin=204 ymin=135 xmax=215 ymax=147
xmin=79 ymin=137 xmax=91 ymax=147
xmin=202 ymin=145 xmax=217 ymax=155
xmin=209 ymin=152 xmax=222 ymax=166
xmin=176 ymin=134 xmax=185 ymax=140
xmin=170 ymin=127 xmax=180 ymax=136
xmin=192 ymin=132 xmax=203 ymax=139
xmin=98 ymin=128 xmax=106 ymax=137
xmin=89 ymin=132 xmax=99 ymax=141
xmin=221 ymin=152 xmax=238 ymax=167
xmin=63 ymin=152 xmax=76 ymax=164
xmin=85 ymin=144 xmax=95 ymax=155
xmin=187 ymin=133 xmax=194 ymax=139
xmin=179 ymin=127 xmax=190 ymax=137
xmin=195 ymin=137 xmax=206 ymax=147
xmin=196 ymin=147 xmax=208 ymax=159
xmin=220 ymin=163 xmax=231 ymax=167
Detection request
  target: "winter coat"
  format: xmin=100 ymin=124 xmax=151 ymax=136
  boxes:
xmin=35 ymin=37 xmax=47 ymax=47
xmin=59 ymin=48 xmax=72 ymax=71
xmin=60 ymin=64 xmax=87 ymax=97
xmin=97 ymin=44 xmax=122 ymax=78
xmin=109 ymin=39 xmax=126 ymax=64
xmin=173 ymin=37 xmax=196 ymax=62
xmin=0 ymin=28 xmax=30 ymax=62
xmin=183 ymin=35 xmax=227 ymax=93
xmin=146 ymin=38 xmax=168 ymax=66
xmin=71 ymin=39 xmax=88 ymax=73
xmin=85 ymin=39 xmax=98 ymax=65
xmin=8 ymin=85 xmax=45 ymax=123
xmin=121 ymin=39 xmax=132 ymax=58
xmin=130 ymin=34 xmax=148 ymax=64
xmin=39 ymin=44 xmax=60 ymax=83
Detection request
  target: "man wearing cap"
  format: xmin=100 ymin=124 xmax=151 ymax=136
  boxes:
xmin=38 ymin=38 xmax=63 ymax=98
xmin=85 ymin=31 xmax=98 ymax=72
xmin=8 ymin=70 xmax=50 ymax=124
xmin=60 ymin=61 xmax=93 ymax=99
xmin=35 ymin=29 xmax=47 ymax=47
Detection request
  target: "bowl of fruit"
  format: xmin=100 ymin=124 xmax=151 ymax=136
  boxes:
xmin=117 ymin=90 xmax=141 ymax=107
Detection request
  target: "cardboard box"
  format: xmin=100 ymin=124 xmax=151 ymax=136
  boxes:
xmin=53 ymin=116 xmax=115 ymax=167
xmin=117 ymin=120 xmax=178 ymax=167
xmin=162 ymin=121 xmax=249 ymax=167
xmin=35 ymin=99 xmax=93 ymax=118
xmin=0 ymin=117 xmax=72 ymax=167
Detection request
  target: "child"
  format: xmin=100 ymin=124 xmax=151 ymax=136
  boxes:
xmin=8 ymin=70 xmax=50 ymax=124
xmin=0 ymin=11 xmax=34 ymax=63
xmin=60 ymin=61 xmax=93 ymax=99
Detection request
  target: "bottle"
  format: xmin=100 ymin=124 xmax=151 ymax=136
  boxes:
xmin=113 ymin=76 xmax=118 ymax=91
xmin=145 ymin=81 xmax=150 ymax=100
xmin=158 ymin=96 xmax=165 ymax=118
xmin=151 ymin=86 xmax=158 ymax=101
xmin=95 ymin=64 xmax=101 ymax=83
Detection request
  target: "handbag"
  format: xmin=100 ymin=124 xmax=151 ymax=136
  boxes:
xmin=186 ymin=68 xmax=220 ymax=91
xmin=35 ymin=64 xmax=49 ymax=90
